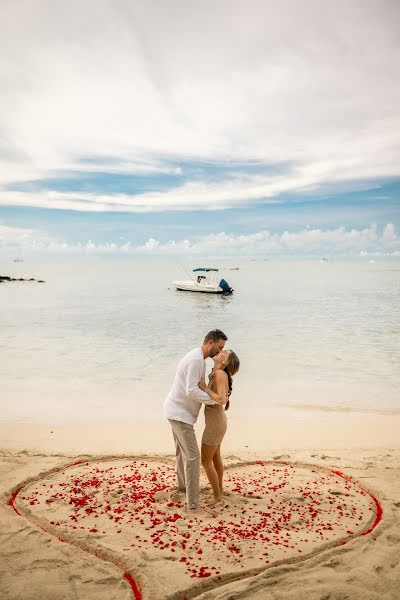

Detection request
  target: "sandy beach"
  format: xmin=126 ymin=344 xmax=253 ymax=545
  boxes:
xmin=2 ymin=0 xmax=400 ymax=596
xmin=1 ymin=418 xmax=399 ymax=600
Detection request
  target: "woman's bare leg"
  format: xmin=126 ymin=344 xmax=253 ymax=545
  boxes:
xmin=201 ymin=443 xmax=222 ymax=504
xmin=212 ymin=445 xmax=224 ymax=494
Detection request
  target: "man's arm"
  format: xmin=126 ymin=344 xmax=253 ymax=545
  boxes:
xmin=186 ymin=359 xmax=216 ymax=405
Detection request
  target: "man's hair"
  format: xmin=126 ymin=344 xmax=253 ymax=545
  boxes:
xmin=204 ymin=329 xmax=228 ymax=343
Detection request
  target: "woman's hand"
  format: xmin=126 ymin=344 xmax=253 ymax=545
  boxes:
xmin=199 ymin=378 xmax=207 ymax=392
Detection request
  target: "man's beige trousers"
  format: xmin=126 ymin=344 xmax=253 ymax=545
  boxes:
xmin=168 ymin=419 xmax=200 ymax=509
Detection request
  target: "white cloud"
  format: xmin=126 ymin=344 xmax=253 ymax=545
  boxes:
xmin=0 ymin=224 xmax=52 ymax=251
xmin=382 ymin=222 xmax=397 ymax=242
xmin=0 ymin=156 xmax=397 ymax=213
xmin=0 ymin=0 xmax=399 ymax=211
xmin=1 ymin=222 xmax=399 ymax=258
xmin=179 ymin=224 xmax=399 ymax=257
xmin=142 ymin=238 xmax=159 ymax=251
xmin=0 ymin=224 xmax=39 ymax=241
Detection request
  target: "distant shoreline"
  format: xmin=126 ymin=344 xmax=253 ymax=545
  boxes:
xmin=0 ymin=275 xmax=45 ymax=283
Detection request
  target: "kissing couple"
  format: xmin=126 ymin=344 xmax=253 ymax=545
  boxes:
xmin=164 ymin=329 xmax=240 ymax=517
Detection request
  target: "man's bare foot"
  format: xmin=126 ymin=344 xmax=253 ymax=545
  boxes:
xmin=186 ymin=507 xmax=215 ymax=518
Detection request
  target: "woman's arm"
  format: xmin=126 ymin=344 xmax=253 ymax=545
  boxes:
xmin=199 ymin=370 xmax=227 ymax=405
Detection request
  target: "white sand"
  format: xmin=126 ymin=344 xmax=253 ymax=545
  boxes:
xmin=1 ymin=417 xmax=399 ymax=599
xmin=1 ymin=411 xmax=400 ymax=454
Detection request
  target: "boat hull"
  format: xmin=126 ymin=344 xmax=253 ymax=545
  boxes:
xmin=173 ymin=281 xmax=223 ymax=293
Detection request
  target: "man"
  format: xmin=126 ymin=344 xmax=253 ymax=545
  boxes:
xmin=164 ymin=329 xmax=228 ymax=516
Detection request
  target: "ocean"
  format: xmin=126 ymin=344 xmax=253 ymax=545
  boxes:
xmin=1 ymin=259 xmax=399 ymax=425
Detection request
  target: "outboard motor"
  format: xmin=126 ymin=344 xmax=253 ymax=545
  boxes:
xmin=219 ymin=278 xmax=233 ymax=294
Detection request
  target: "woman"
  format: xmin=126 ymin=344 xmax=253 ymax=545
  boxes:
xmin=199 ymin=349 xmax=240 ymax=505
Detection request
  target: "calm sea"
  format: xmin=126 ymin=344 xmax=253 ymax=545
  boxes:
xmin=1 ymin=259 xmax=399 ymax=425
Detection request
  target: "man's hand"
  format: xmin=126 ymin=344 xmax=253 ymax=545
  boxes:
xmin=198 ymin=378 xmax=207 ymax=392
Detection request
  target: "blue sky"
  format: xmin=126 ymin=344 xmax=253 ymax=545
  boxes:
xmin=1 ymin=1 xmax=399 ymax=258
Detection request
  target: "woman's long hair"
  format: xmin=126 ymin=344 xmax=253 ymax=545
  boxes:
xmin=223 ymin=350 xmax=240 ymax=411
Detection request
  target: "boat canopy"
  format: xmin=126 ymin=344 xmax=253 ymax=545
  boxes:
xmin=193 ymin=267 xmax=218 ymax=272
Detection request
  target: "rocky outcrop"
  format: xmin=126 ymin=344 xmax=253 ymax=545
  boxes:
xmin=0 ymin=276 xmax=45 ymax=283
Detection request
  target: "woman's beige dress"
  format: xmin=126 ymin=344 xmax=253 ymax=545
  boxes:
xmin=202 ymin=374 xmax=227 ymax=446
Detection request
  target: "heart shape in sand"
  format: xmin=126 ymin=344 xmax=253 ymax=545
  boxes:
xmin=11 ymin=459 xmax=381 ymax=600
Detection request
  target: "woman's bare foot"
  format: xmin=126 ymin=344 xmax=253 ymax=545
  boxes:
xmin=209 ymin=496 xmax=223 ymax=506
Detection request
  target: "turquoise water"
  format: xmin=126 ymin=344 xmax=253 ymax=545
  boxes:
xmin=1 ymin=259 xmax=399 ymax=424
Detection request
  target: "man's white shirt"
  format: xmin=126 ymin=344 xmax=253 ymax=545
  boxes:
xmin=164 ymin=347 xmax=216 ymax=425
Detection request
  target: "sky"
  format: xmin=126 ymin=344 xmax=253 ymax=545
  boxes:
xmin=0 ymin=0 xmax=399 ymax=259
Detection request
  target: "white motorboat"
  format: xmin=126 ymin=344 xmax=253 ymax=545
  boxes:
xmin=173 ymin=268 xmax=233 ymax=294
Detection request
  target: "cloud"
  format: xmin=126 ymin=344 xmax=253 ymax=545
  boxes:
xmin=1 ymin=159 xmax=398 ymax=213
xmin=0 ymin=223 xmax=52 ymax=251
xmin=169 ymin=224 xmax=400 ymax=257
xmin=0 ymin=224 xmax=39 ymax=241
xmin=1 ymin=222 xmax=399 ymax=258
xmin=0 ymin=0 xmax=399 ymax=212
